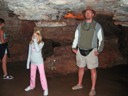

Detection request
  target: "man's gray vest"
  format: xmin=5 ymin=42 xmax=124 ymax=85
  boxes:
xmin=78 ymin=20 xmax=97 ymax=49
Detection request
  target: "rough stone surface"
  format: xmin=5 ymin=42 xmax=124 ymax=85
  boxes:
xmin=0 ymin=1 xmax=127 ymax=74
xmin=0 ymin=13 xmax=126 ymax=70
xmin=3 ymin=0 xmax=128 ymax=26
xmin=44 ymin=41 xmax=124 ymax=74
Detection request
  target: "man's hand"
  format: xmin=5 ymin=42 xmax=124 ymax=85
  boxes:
xmin=94 ymin=51 xmax=99 ymax=56
xmin=72 ymin=48 xmax=78 ymax=54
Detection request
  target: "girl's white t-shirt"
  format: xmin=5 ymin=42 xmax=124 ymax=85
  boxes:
xmin=26 ymin=38 xmax=44 ymax=69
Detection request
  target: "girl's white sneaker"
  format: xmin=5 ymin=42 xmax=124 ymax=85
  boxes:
xmin=25 ymin=86 xmax=34 ymax=91
xmin=44 ymin=90 xmax=48 ymax=96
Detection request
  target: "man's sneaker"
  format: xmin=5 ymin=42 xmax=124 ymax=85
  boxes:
xmin=25 ymin=86 xmax=34 ymax=91
xmin=72 ymin=84 xmax=83 ymax=90
xmin=44 ymin=90 xmax=48 ymax=96
xmin=89 ymin=89 xmax=96 ymax=96
xmin=3 ymin=75 xmax=14 ymax=80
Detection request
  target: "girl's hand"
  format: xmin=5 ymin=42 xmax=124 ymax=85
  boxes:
xmin=32 ymin=34 xmax=37 ymax=40
xmin=32 ymin=35 xmax=35 ymax=40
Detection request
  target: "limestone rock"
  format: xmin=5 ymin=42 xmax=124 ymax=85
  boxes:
xmin=3 ymin=0 xmax=128 ymax=26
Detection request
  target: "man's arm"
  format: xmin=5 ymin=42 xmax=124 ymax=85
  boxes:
xmin=96 ymin=23 xmax=104 ymax=53
xmin=72 ymin=23 xmax=82 ymax=53
xmin=72 ymin=26 xmax=79 ymax=54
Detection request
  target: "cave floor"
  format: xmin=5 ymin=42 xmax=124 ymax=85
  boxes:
xmin=0 ymin=61 xmax=128 ymax=96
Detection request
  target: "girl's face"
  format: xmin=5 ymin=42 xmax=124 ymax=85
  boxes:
xmin=33 ymin=33 xmax=38 ymax=38
xmin=32 ymin=33 xmax=39 ymax=41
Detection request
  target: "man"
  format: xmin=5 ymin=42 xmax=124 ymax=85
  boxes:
xmin=72 ymin=8 xmax=104 ymax=96
xmin=0 ymin=18 xmax=13 ymax=79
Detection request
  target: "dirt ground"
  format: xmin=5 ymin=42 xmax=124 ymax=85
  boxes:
xmin=0 ymin=61 xmax=128 ymax=96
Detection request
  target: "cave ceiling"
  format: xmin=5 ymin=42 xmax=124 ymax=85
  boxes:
xmin=3 ymin=0 xmax=128 ymax=27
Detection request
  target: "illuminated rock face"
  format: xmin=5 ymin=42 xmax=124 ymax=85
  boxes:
xmin=0 ymin=0 xmax=127 ymax=70
xmin=3 ymin=0 xmax=128 ymax=26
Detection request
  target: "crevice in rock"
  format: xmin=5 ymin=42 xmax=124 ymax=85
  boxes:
xmin=42 ymin=39 xmax=72 ymax=60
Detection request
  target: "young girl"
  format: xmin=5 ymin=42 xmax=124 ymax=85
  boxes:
xmin=0 ymin=18 xmax=13 ymax=79
xmin=25 ymin=28 xmax=48 ymax=96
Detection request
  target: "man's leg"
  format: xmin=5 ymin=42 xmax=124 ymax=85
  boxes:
xmin=89 ymin=68 xmax=97 ymax=96
xmin=78 ymin=67 xmax=85 ymax=86
xmin=72 ymin=67 xmax=85 ymax=90
xmin=2 ymin=53 xmax=14 ymax=80
xmin=90 ymin=68 xmax=97 ymax=90
xmin=2 ymin=54 xmax=7 ymax=76
xmin=72 ymin=49 xmax=86 ymax=90
xmin=87 ymin=48 xmax=98 ymax=95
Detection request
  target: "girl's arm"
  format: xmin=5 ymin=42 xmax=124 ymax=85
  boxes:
xmin=26 ymin=44 xmax=31 ymax=69
xmin=33 ymin=38 xmax=44 ymax=52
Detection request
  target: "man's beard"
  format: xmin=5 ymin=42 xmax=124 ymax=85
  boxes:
xmin=86 ymin=17 xmax=91 ymax=20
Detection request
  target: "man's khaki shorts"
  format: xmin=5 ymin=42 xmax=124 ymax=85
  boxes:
xmin=76 ymin=48 xmax=98 ymax=69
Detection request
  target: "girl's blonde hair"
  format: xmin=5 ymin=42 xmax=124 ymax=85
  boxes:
xmin=30 ymin=27 xmax=42 ymax=44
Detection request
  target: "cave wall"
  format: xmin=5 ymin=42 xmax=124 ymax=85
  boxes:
xmin=0 ymin=6 xmax=128 ymax=74
xmin=0 ymin=8 xmax=35 ymax=61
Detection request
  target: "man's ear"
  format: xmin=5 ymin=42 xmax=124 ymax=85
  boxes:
xmin=92 ymin=13 xmax=95 ymax=17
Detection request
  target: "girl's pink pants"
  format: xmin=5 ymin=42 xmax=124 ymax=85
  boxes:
xmin=30 ymin=64 xmax=48 ymax=91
